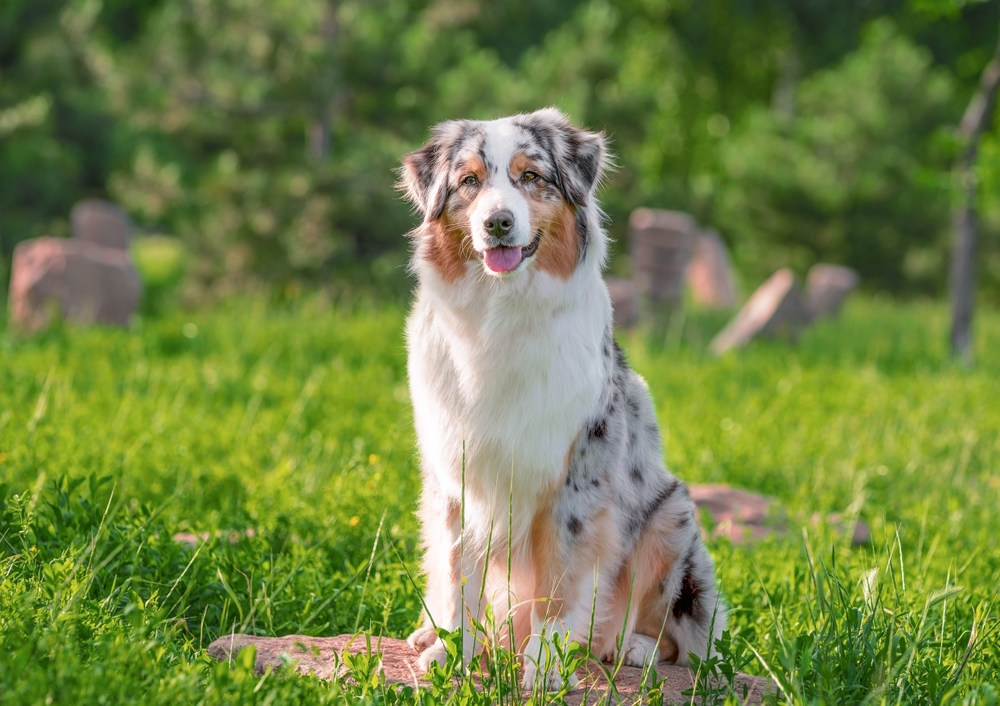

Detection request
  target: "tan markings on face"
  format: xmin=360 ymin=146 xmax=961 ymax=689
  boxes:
xmin=531 ymin=201 xmax=579 ymax=280
xmin=508 ymin=152 xmax=580 ymax=278
xmin=459 ymin=153 xmax=488 ymax=186
xmin=421 ymin=154 xmax=486 ymax=283
xmin=509 ymin=152 xmax=537 ymax=179
xmin=423 ymin=216 xmax=474 ymax=283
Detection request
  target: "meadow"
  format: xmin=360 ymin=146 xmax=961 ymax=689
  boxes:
xmin=1 ymin=294 xmax=998 ymax=704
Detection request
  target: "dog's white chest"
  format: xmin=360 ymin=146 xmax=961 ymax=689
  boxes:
xmin=407 ymin=271 xmax=609 ymax=537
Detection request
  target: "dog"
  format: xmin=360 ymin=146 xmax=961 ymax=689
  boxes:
xmin=399 ymin=108 xmax=725 ymax=689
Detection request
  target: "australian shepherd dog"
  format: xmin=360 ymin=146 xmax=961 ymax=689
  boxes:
xmin=399 ymin=108 xmax=725 ymax=689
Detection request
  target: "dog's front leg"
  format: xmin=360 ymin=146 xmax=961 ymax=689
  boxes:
xmin=407 ymin=487 xmax=486 ymax=672
xmin=521 ymin=507 xmax=608 ymax=692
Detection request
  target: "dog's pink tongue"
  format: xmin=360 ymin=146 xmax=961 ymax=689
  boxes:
xmin=484 ymin=246 xmax=522 ymax=273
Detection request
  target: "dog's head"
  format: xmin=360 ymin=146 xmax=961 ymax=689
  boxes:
xmin=400 ymin=108 xmax=608 ymax=283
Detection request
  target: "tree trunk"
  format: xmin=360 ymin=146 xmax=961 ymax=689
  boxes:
xmin=950 ymin=27 xmax=1000 ymax=362
xmin=308 ymin=1 xmax=338 ymax=162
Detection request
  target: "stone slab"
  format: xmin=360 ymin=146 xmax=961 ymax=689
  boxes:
xmin=806 ymin=264 xmax=859 ymax=320
xmin=606 ymin=277 xmax=638 ymax=329
xmin=629 ymin=209 xmax=694 ymax=307
xmin=71 ymin=199 xmax=133 ymax=251
xmin=690 ymin=484 xmax=780 ymax=544
xmin=690 ymin=484 xmax=870 ymax=547
xmin=9 ymin=237 xmax=140 ymax=331
xmin=709 ymin=268 xmax=810 ymax=354
xmin=686 ymin=230 xmax=736 ymax=309
xmin=206 ymin=633 xmax=773 ymax=705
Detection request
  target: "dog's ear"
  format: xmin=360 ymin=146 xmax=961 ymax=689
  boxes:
xmin=399 ymin=120 xmax=466 ymax=223
xmin=530 ymin=108 xmax=609 ymax=208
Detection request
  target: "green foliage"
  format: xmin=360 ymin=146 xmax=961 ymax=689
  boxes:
xmin=3 ymin=0 xmax=1000 ymax=298
xmin=132 ymin=235 xmax=186 ymax=314
xmin=1 ymin=294 xmax=1000 ymax=702
xmin=711 ymin=21 xmax=958 ymax=292
xmin=971 ymin=129 xmax=1000 ymax=304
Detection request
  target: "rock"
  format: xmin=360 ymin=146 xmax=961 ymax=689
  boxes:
xmin=207 ymin=634 xmax=391 ymax=684
xmin=629 ymin=209 xmax=694 ymax=308
xmin=690 ymin=484 xmax=871 ymax=547
xmin=71 ymin=199 xmax=133 ymax=251
xmin=709 ymin=268 xmax=810 ymax=354
xmin=8 ymin=237 xmax=141 ymax=331
xmin=690 ymin=484 xmax=781 ymax=544
xmin=685 ymin=229 xmax=736 ymax=308
xmin=206 ymin=633 xmax=774 ymax=705
xmin=606 ymin=277 xmax=638 ymax=328
xmin=806 ymin=264 xmax=859 ymax=320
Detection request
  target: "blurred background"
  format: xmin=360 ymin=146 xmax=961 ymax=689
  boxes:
xmin=1 ymin=0 xmax=997 ymax=306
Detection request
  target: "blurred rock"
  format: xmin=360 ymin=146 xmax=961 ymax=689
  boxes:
xmin=71 ymin=199 xmax=133 ymax=251
xmin=690 ymin=484 xmax=780 ymax=544
xmin=9 ymin=237 xmax=140 ymax=331
xmin=208 ymin=634 xmax=377 ymax=683
xmin=206 ymin=633 xmax=774 ymax=704
xmin=806 ymin=264 xmax=859 ymax=320
xmin=629 ymin=208 xmax=693 ymax=308
xmin=686 ymin=229 xmax=736 ymax=308
xmin=691 ymin=484 xmax=871 ymax=546
xmin=606 ymin=277 xmax=638 ymax=328
xmin=709 ymin=268 xmax=811 ymax=354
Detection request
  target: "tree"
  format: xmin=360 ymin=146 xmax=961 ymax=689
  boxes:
xmin=711 ymin=22 xmax=955 ymax=291
xmin=949 ymin=10 xmax=1000 ymax=362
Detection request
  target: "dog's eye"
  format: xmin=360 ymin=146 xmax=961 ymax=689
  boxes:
xmin=522 ymin=171 xmax=539 ymax=182
xmin=461 ymin=175 xmax=479 ymax=187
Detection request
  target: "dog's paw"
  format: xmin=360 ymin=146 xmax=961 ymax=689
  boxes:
xmin=416 ymin=639 xmax=447 ymax=673
xmin=521 ymin=658 xmax=581 ymax=692
xmin=619 ymin=633 xmax=660 ymax=668
xmin=406 ymin=625 xmax=439 ymax=653
xmin=520 ymin=634 xmax=581 ymax=692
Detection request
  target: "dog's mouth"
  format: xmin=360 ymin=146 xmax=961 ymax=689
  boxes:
xmin=482 ymin=233 xmax=541 ymax=274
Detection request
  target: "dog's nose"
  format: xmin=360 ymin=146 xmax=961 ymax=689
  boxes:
xmin=484 ymin=210 xmax=514 ymax=238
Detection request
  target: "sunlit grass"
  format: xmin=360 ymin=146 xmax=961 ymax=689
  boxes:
xmin=1 ymin=294 xmax=998 ymax=703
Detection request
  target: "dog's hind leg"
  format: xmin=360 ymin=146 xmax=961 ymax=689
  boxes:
xmin=632 ymin=498 xmax=726 ymax=666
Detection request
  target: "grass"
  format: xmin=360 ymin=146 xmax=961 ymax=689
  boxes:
xmin=1 ymin=293 xmax=998 ymax=704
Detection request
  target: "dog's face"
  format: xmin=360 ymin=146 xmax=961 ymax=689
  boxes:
xmin=400 ymin=108 xmax=607 ymax=282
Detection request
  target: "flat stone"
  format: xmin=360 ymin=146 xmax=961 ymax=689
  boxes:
xmin=71 ymin=199 xmax=133 ymax=251
xmin=9 ymin=237 xmax=141 ymax=331
xmin=606 ymin=277 xmax=638 ymax=328
xmin=206 ymin=634 xmax=774 ymax=704
xmin=690 ymin=484 xmax=781 ymax=544
xmin=629 ymin=209 xmax=694 ymax=307
xmin=709 ymin=268 xmax=810 ymax=354
xmin=686 ymin=229 xmax=736 ymax=308
xmin=690 ymin=484 xmax=871 ymax=547
xmin=806 ymin=264 xmax=859 ymax=320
